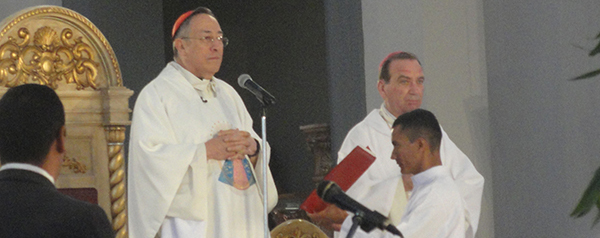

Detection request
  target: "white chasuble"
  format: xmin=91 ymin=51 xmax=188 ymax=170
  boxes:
xmin=128 ymin=62 xmax=277 ymax=238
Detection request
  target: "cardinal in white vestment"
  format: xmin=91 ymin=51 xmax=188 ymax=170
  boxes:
xmin=127 ymin=7 xmax=277 ymax=238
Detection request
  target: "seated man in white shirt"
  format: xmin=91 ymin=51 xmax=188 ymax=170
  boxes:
xmin=338 ymin=109 xmax=466 ymax=238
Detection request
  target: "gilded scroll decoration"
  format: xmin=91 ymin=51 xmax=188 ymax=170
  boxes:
xmin=0 ymin=6 xmax=123 ymax=86
xmin=105 ymin=126 xmax=128 ymax=238
xmin=274 ymin=227 xmax=323 ymax=238
xmin=0 ymin=26 xmax=99 ymax=89
xmin=62 ymin=155 xmax=88 ymax=174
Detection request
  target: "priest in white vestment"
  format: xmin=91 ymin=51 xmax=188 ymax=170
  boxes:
xmin=308 ymin=52 xmax=482 ymax=238
xmin=339 ymin=109 xmax=467 ymax=238
xmin=128 ymin=7 xmax=277 ymax=238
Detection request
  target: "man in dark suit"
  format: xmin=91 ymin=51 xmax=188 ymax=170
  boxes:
xmin=0 ymin=84 xmax=114 ymax=237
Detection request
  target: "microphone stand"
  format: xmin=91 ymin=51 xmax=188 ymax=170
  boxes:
xmin=261 ymin=107 xmax=269 ymax=238
xmin=240 ymin=76 xmax=275 ymax=238
xmin=345 ymin=211 xmax=404 ymax=238
xmin=346 ymin=212 xmax=365 ymax=238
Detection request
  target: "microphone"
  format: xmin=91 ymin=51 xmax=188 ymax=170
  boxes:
xmin=317 ymin=180 xmax=403 ymax=237
xmin=237 ymin=74 xmax=276 ymax=106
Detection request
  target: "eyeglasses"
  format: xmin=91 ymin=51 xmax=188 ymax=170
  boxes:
xmin=181 ymin=36 xmax=229 ymax=47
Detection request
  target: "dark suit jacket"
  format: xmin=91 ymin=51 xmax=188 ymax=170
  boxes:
xmin=0 ymin=169 xmax=114 ymax=238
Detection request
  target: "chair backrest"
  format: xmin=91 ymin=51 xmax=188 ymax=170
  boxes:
xmin=0 ymin=5 xmax=133 ymax=238
xmin=270 ymin=219 xmax=329 ymax=238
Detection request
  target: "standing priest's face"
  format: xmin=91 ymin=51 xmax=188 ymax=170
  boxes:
xmin=378 ymin=59 xmax=424 ymax=118
xmin=177 ymin=14 xmax=224 ymax=79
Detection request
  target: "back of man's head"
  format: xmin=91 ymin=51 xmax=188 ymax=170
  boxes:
xmin=0 ymin=84 xmax=65 ymax=165
xmin=392 ymin=109 xmax=442 ymax=152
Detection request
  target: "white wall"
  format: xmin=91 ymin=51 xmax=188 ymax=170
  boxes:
xmin=362 ymin=1 xmax=494 ymax=237
xmin=484 ymin=0 xmax=600 ymax=237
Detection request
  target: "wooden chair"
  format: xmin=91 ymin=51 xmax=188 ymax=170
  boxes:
xmin=0 ymin=6 xmax=133 ymax=237
xmin=271 ymin=219 xmax=329 ymax=238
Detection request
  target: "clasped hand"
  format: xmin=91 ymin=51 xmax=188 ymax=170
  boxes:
xmin=206 ymin=129 xmax=258 ymax=163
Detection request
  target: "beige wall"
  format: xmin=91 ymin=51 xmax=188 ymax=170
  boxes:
xmin=485 ymin=0 xmax=600 ymax=236
xmin=361 ymin=1 xmax=494 ymax=237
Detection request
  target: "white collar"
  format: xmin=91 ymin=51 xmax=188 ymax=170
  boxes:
xmin=170 ymin=61 xmax=217 ymax=100
xmin=0 ymin=162 xmax=55 ymax=185
xmin=411 ymin=165 xmax=447 ymax=187
xmin=378 ymin=103 xmax=397 ymax=129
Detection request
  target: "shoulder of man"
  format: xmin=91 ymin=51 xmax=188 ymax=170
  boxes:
xmin=63 ymin=198 xmax=114 ymax=238
xmin=212 ymin=76 xmax=236 ymax=91
xmin=136 ymin=64 xmax=194 ymax=103
xmin=344 ymin=109 xmax=388 ymax=142
xmin=337 ymin=109 xmax=383 ymax=161
xmin=346 ymin=110 xmax=380 ymax=133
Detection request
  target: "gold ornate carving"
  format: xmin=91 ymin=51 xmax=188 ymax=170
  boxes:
xmin=105 ymin=126 xmax=127 ymax=238
xmin=0 ymin=6 xmax=123 ymax=87
xmin=274 ymin=228 xmax=323 ymax=238
xmin=62 ymin=155 xmax=88 ymax=174
xmin=271 ymin=219 xmax=328 ymax=238
xmin=0 ymin=26 xmax=99 ymax=89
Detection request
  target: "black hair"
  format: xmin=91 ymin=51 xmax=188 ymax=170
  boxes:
xmin=392 ymin=109 xmax=442 ymax=152
xmin=0 ymin=84 xmax=65 ymax=165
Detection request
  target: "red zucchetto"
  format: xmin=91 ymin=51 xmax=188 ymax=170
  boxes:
xmin=172 ymin=10 xmax=193 ymax=38
xmin=379 ymin=51 xmax=404 ymax=69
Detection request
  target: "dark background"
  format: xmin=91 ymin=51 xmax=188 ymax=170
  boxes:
xmin=63 ymin=0 xmax=366 ymax=195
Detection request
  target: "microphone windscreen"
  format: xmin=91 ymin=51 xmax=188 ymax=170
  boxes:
xmin=317 ymin=180 xmax=341 ymax=203
xmin=237 ymin=74 xmax=252 ymax=88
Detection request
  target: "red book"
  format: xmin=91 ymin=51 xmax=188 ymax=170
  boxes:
xmin=300 ymin=146 xmax=376 ymax=213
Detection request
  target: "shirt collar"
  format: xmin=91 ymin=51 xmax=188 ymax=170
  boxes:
xmin=379 ymin=103 xmax=396 ymax=128
xmin=411 ymin=165 xmax=447 ymax=187
xmin=170 ymin=61 xmax=217 ymax=100
xmin=0 ymin=163 xmax=55 ymax=185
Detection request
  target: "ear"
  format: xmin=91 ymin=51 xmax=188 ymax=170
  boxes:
xmin=56 ymin=126 xmax=66 ymax=154
xmin=377 ymin=79 xmax=387 ymax=100
xmin=174 ymin=38 xmax=185 ymax=53
xmin=415 ymin=137 xmax=428 ymax=153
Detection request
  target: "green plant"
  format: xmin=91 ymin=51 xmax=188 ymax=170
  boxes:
xmin=571 ymin=167 xmax=600 ymax=226
xmin=572 ymin=32 xmax=600 ymax=80
xmin=570 ymin=31 xmax=600 ymax=227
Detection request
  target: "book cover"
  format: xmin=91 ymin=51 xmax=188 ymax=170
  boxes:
xmin=300 ymin=146 xmax=376 ymax=213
